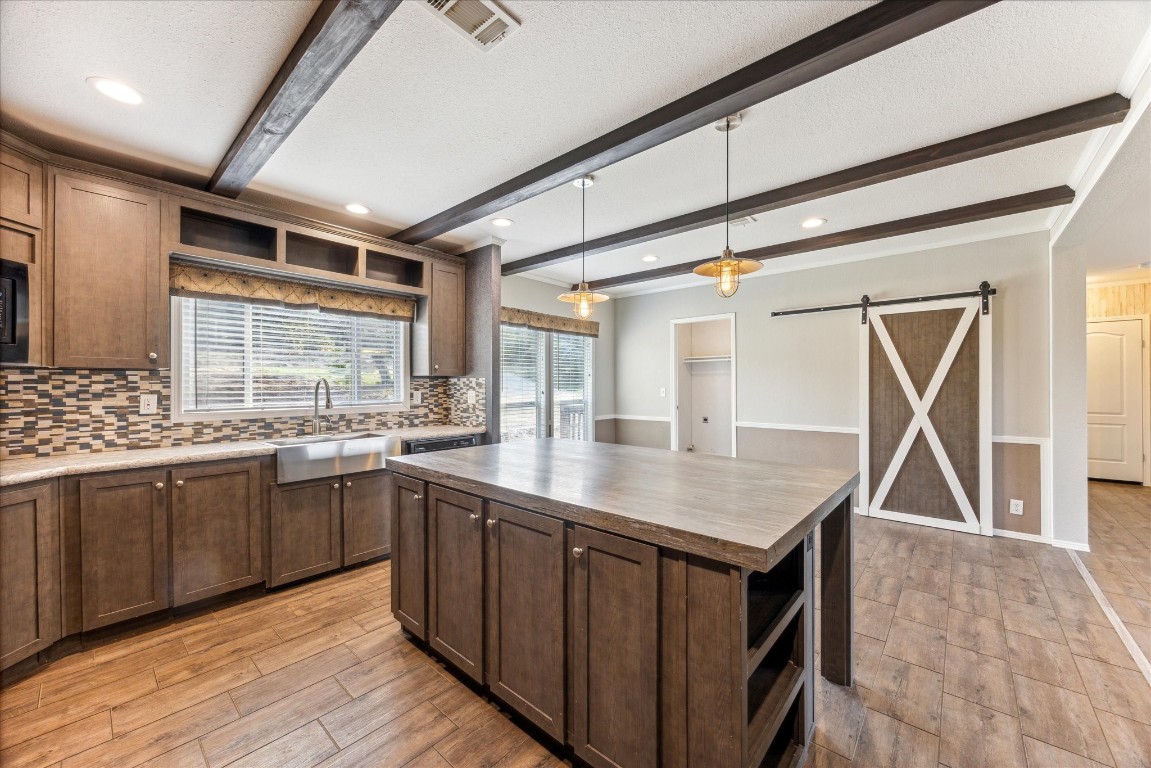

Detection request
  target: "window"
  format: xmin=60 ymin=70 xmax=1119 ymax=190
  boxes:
xmin=500 ymin=325 xmax=593 ymax=442
xmin=173 ymin=297 xmax=406 ymax=417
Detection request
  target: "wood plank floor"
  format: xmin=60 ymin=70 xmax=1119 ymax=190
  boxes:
xmin=1 ymin=482 xmax=1146 ymax=768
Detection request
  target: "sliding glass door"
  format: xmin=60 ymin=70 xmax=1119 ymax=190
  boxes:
xmin=500 ymin=326 xmax=593 ymax=443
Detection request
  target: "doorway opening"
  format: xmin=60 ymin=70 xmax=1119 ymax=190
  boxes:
xmin=670 ymin=314 xmax=736 ymax=457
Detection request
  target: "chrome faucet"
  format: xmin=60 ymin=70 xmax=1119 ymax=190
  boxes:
xmin=312 ymin=378 xmax=333 ymax=435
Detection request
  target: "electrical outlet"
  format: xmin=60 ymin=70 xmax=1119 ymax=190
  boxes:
xmin=467 ymin=391 xmax=477 ymax=405
xmin=659 ymin=387 xmax=666 ymax=398
xmin=1009 ymin=499 xmax=1024 ymax=516
xmin=139 ymin=394 xmax=158 ymax=416
xmin=411 ymin=390 xmax=423 ymax=405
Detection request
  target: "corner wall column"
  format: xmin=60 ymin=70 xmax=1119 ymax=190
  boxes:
xmin=463 ymin=239 xmax=502 ymax=444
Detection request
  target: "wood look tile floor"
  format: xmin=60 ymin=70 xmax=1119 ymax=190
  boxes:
xmin=1 ymin=482 xmax=1146 ymax=768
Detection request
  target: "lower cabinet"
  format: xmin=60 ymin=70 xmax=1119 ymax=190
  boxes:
xmin=343 ymin=470 xmax=392 ymax=566
xmin=569 ymin=525 xmax=660 ymax=768
xmin=171 ymin=460 xmax=262 ymax=606
xmin=269 ymin=478 xmax=341 ymax=588
xmin=79 ymin=470 xmax=170 ymax=630
xmin=486 ymin=502 xmax=566 ymax=741
xmin=392 ymin=475 xmax=427 ymax=639
xmin=427 ymin=484 xmax=485 ymax=683
xmin=0 ymin=482 xmax=60 ymax=670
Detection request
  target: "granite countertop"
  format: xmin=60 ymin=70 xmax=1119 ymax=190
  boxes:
xmin=389 ymin=439 xmax=858 ymax=571
xmin=0 ymin=424 xmax=486 ymax=487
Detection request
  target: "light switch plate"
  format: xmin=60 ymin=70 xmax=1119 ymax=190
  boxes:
xmin=412 ymin=390 xmax=423 ymax=405
xmin=659 ymin=387 xmax=666 ymax=398
xmin=1009 ymin=499 xmax=1024 ymax=516
xmin=139 ymin=394 xmax=158 ymax=416
xmin=467 ymin=391 xmax=477 ymax=405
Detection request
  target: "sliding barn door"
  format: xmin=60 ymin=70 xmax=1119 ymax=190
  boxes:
xmin=860 ymin=297 xmax=991 ymax=535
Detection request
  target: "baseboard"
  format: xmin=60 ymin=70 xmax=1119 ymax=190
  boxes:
xmin=1052 ymin=538 xmax=1091 ymax=552
xmin=992 ymin=528 xmax=1049 ymax=545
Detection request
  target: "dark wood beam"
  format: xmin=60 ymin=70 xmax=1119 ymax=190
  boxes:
xmin=393 ymin=0 xmax=998 ymax=244
xmin=207 ymin=0 xmax=402 ymax=197
xmin=585 ymin=186 xmax=1075 ymax=291
xmin=505 ymin=94 xmax=1127 ymax=275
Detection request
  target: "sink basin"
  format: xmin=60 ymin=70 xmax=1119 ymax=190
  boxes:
xmin=267 ymin=432 xmax=402 ymax=483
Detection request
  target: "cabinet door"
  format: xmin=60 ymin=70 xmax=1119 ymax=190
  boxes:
xmin=427 ymin=484 xmax=484 ymax=683
xmin=391 ymin=475 xmax=427 ymax=639
xmin=79 ymin=470 xmax=169 ymax=630
xmin=430 ymin=262 xmax=465 ymax=376
xmin=343 ymin=470 xmax=392 ymax=566
xmin=1 ymin=146 xmax=43 ymax=228
xmin=486 ymin=502 xmax=565 ymax=740
xmin=171 ymin=460 xmax=262 ymax=606
xmin=570 ymin=525 xmax=659 ymax=768
xmin=0 ymin=482 xmax=60 ymax=670
xmin=53 ymin=173 xmax=164 ymax=369
xmin=269 ymin=479 xmax=341 ymax=587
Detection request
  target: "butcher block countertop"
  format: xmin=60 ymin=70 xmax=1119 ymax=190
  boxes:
xmin=388 ymin=438 xmax=858 ymax=571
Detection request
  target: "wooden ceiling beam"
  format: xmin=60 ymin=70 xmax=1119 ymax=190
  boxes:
xmin=392 ymin=0 xmax=998 ymax=244
xmin=504 ymin=94 xmax=1127 ymax=275
xmin=207 ymin=0 xmax=402 ymax=197
xmin=584 ymin=186 xmax=1075 ymax=291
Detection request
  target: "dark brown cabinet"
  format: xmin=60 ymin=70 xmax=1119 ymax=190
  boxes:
xmin=391 ymin=475 xmax=427 ymax=639
xmin=486 ymin=502 xmax=566 ymax=740
xmin=52 ymin=173 xmax=164 ymax=369
xmin=412 ymin=260 xmax=465 ymax=376
xmin=570 ymin=525 xmax=659 ymax=768
xmin=342 ymin=470 xmax=391 ymax=566
xmin=79 ymin=470 xmax=169 ymax=631
xmin=0 ymin=482 xmax=60 ymax=670
xmin=171 ymin=460 xmax=262 ymax=606
xmin=269 ymin=478 xmax=341 ymax=588
xmin=427 ymin=484 xmax=485 ymax=683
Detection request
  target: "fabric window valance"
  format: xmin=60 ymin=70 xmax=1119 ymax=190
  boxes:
xmin=170 ymin=261 xmax=416 ymax=320
xmin=500 ymin=306 xmax=598 ymax=338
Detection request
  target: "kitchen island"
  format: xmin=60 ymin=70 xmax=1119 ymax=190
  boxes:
xmin=387 ymin=439 xmax=858 ymax=768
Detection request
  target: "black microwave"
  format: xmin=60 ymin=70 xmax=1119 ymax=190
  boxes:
xmin=1 ymin=260 xmax=30 ymax=364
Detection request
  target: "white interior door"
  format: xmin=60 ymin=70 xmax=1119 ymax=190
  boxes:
xmin=1087 ymin=319 xmax=1145 ymax=482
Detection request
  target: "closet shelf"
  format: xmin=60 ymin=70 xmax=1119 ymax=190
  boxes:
xmin=681 ymin=355 xmax=731 ymax=363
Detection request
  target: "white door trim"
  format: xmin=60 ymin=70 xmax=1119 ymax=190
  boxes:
xmin=1087 ymin=313 xmax=1150 ymax=486
xmin=669 ymin=313 xmax=738 ymax=458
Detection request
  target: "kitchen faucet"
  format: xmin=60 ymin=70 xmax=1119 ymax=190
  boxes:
xmin=312 ymin=378 xmax=333 ymax=435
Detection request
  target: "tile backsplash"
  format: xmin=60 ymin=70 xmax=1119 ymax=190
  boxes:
xmin=0 ymin=369 xmax=485 ymax=459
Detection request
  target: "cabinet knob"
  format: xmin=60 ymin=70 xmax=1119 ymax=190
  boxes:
xmin=572 ymin=547 xmax=584 ymax=559
xmin=433 ymin=364 xmax=439 ymax=371
xmin=174 ymin=480 xmax=184 ymax=488
xmin=486 ymin=518 xmax=495 ymax=528
xmin=154 ymin=482 xmax=164 ymax=490
xmin=333 ymin=483 xmax=340 ymax=489
xmin=469 ymin=513 xmax=479 ymax=523
xmin=148 ymin=352 xmax=158 ymax=361
xmin=346 ymin=481 xmax=352 ymax=488
xmin=413 ymin=494 xmax=423 ymax=502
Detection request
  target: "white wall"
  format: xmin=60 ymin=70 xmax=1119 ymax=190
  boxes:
xmin=501 ymin=275 xmax=616 ymax=418
xmin=614 ymin=231 xmax=1052 ymax=438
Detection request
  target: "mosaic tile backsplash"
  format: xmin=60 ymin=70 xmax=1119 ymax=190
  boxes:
xmin=0 ymin=369 xmax=486 ymax=459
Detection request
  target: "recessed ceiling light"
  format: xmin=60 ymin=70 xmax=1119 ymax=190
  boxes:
xmin=642 ymin=254 xmax=659 ymax=263
xmin=1139 ymin=261 xmax=1151 ymax=269
xmin=491 ymin=217 xmax=514 ymax=227
xmin=345 ymin=203 xmax=370 ymax=215
xmin=802 ymin=217 xmax=827 ymax=229
xmin=86 ymin=77 xmax=143 ymax=105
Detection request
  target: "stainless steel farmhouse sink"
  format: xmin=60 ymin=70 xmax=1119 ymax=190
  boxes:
xmin=266 ymin=432 xmax=402 ymax=483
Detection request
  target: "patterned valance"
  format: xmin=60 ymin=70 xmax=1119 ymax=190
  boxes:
xmin=500 ymin=306 xmax=598 ymax=338
xmin=170 ymin=262 xmax=415 ymax=320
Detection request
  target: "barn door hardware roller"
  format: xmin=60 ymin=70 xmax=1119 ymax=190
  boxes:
xmin=771 ymin=282 xmax=997 ymax=324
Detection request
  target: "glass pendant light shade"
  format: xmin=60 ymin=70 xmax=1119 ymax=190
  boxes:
xmin=558 ymin=282 xmax=610 ymax=319
xmin=692 ymin=248 xmax=762 ymax=298
xmin=558 ymin=176 xmax=608 ymax=319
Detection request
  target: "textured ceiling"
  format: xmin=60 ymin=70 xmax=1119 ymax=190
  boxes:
xmin=0 ymin=0 xmax=1147 ymax=292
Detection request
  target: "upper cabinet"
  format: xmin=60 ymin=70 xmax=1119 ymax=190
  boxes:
xmin=1 ymin=144 xmax=46 ymax=365
xmin=52 ymin=173 xmax=164 ymax=369
xmin=412 ymin=261 xmax=466 ymax=376
xmin=0 ymin=146 xmax=44 ymax=228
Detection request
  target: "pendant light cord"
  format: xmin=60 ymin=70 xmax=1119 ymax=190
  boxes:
xmin=581 ymin=180 xmax=586 ymax=284
xmin=725 ymin=116 xmax=730 ymax=251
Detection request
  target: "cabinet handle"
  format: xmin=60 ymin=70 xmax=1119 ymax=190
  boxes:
xmin=154 ymin=482 xmax=164 ymax=490
xmin=148 ymin=352 xmax=158 ymax=361
xmin=486 ymin=518 xmax=495 ymax=528
xmin=346 ymin=481 xmax=352 ymax=488
xmin=174 ymin=480 xmax=184 ymax=488
xmin=333 ymin=483 xmax=340 ymax=489
xmin=469 ymin=513 xmax=479 ymax=523
xmin=572 ymin=547 xmax=584 ymax=558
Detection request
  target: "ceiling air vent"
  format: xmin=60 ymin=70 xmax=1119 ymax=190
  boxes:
xmin=422 ymin=0 xmax=520 ymax=51
xmin=729 ymin=215 xmax=758 ymax=227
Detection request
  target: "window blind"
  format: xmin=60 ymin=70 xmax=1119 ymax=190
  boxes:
xmin=499 ymin=324 xmax=545 ymax=442
xmin=552 ymin=332 xmax=592 ymax=441
xmin=178 ymin=297 xmax=404 ymax=413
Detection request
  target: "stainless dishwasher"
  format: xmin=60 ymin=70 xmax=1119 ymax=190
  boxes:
xmin=401 ymin=434 xmax=479 ymax=454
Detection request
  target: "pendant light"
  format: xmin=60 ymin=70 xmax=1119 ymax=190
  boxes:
xmin=693 ymin=115 xmax=761 ymax=298
xmin=558 ymin=175 xmax=609 ymax=320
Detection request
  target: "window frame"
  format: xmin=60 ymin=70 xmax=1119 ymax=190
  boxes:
xmin=170 ymin=296 xmax=411 ymax=423
xmin=499 ymin=325 xmax=595 ymax=443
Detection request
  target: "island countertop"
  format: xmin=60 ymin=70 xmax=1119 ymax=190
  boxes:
xmin=387 ymin=438 xmax=858 ymax=571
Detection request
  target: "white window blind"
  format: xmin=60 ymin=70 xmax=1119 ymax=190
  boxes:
xmin=176 ymin=297 xmax=405 ymax=414
xmin=499 ymin=325 xmax=592 ymax=443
